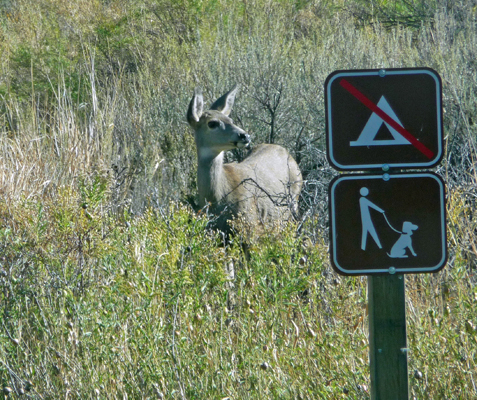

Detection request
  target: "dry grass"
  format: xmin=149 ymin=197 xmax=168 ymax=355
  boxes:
xmin=0 ymin=0 xmax=476 ymax=398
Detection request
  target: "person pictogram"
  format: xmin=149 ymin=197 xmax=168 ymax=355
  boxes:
xmin=359 ymin=187 xmax=385 ymax=250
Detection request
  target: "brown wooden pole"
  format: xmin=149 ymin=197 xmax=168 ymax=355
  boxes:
xmin=368 ymin=274 xmax=409 ymax=400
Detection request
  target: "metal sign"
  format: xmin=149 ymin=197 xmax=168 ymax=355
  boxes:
xmin=325 ymin=68 xmax=443 ymax=170
xmin=329 ymin=172 xmax=446 ymax=275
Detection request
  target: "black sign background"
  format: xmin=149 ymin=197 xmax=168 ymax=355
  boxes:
xmin=329 ymin=173 xmax=446 ymax=275
xmin=325 ymin=68 xmax=443 ymax=170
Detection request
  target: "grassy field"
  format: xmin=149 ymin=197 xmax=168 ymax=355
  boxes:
xmin=0 ymin=0 xmax=476 ymax=398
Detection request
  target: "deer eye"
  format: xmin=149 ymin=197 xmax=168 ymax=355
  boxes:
xmin=208 ymin=120 xmax=221 ymax=129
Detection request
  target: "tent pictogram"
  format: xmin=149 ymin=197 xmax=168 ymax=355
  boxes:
xmin=350 ymin=96 xmax=411 ymax=147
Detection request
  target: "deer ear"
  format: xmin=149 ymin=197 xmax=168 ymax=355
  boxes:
xmin=210 ymin=85 xmax=238 ymax=116
xmin=187 ymin=88 xmax=204 ymax=126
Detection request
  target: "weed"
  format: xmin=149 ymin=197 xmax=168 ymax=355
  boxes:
xmin=0 ymin=0 xmax=476 ymax=398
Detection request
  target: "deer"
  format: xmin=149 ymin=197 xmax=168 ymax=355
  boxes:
xmin=186 ymin=85 xmax=302 ymax=237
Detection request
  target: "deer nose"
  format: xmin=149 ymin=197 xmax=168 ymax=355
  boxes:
xmin=238 ymin=131 xmax=251 ymax=143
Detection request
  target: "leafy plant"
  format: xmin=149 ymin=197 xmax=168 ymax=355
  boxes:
xmin=0 ymin=0 xmax=476 ymax=397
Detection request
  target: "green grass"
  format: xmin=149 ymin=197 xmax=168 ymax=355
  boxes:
xmin=0 ymin=0 xmax=476 ymax=398
xmin=1 ymin=189 xmax=475 ymax=398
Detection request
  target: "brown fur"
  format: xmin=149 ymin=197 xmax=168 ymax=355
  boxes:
xmin=187 ymin=86 xmax=302 ymax=234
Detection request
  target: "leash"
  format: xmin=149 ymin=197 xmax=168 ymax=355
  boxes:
xmin=382 ymin=213 xmax=402 ymax=234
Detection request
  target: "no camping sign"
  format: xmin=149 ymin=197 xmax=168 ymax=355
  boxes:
xmin=325 ymin=68 xmax=443 ymax=170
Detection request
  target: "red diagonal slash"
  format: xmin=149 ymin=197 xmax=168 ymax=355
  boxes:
xmin=339 ymin=78 xmax=434 ymax=160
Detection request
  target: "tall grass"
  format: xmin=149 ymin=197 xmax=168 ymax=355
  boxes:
xmin=0 ymin=0 xmax=476 ymax=398
xmin=1 ymin=1 xmax=476 ymax=202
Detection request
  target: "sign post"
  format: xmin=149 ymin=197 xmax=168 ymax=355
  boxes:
xmin=325 ymin=68 xmax=446 ymax=400
xmin=368 ymin=275 xmax=408 ymax=399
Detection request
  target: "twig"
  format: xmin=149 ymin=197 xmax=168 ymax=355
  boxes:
xmin=171 ymin=296 xmax=187 ymax=400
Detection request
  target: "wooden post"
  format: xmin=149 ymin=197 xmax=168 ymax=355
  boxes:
xmin=368 ymin=274 xmax=409 ymax=400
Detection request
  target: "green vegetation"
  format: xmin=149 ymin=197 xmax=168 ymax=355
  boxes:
xmin=0 ymin=0 xmax=476 ymax=398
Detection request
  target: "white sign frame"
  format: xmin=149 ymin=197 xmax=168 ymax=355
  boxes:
xmin=325 ymin=68 xmax=443 ymax=171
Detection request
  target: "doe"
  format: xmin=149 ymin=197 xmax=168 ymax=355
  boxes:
xmin=187 ymin=85 xmax=302 ymax=235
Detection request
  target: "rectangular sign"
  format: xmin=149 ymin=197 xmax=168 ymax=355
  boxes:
xmin=325 ymin=68 xmax=443 ymax=170
xmin=329 ymin=172 xmax=447 ymax=275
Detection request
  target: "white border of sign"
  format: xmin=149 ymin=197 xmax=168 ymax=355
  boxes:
xmin=329 ymin=172 xmax=447 ymax=275
xmin=326 ymin=68 xmax=443 ymax=170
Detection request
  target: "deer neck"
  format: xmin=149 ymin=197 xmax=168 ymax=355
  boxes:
xmin=197 ymin=150 xmax=231 ymax=207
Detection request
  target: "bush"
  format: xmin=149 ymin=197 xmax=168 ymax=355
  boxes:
xmin=0 ymin=0 xmax=476 ymax=397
